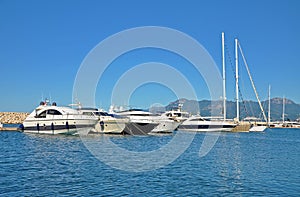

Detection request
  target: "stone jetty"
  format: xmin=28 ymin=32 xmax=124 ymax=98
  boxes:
xmin=0 ymin=112 xmax=29 ymax=124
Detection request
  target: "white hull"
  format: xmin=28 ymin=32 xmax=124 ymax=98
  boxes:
xmin=113 ymin=109 xmax=178 ymax=134
xmin=23 ymin=118 xmax=98 ymax=135
xmin=151 ymin=120 xmax=181 ymax=133
xmin=249 ymin=125 xmax=267 ymax=132
xmin=94 ymin=119 xmax=126 ymax=134
xmin=179 ymin=127 xmax=233 ymax=132
xmin=23 ymin=128 xmax=82 ymax=135
xmin=22 ymin=104 xmax=98 ymax=135
xmin=178 ymin=116 xmax=236 ymax=132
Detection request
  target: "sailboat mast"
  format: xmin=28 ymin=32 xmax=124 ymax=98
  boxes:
xmin=235 ymin=38 xmax=239 ymax=122
xmin=268 ymin=85 xmax=271 ymax=126
xmin=282 ymin=96 xmax=285 ymax=123
xmin=222 ymin=32 xmax=226 ymax=121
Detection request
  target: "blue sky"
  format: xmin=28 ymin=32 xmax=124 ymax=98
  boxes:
xmin=0 ymin=0 xmax=299 ymax=112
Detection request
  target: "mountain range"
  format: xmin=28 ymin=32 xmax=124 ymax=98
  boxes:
xmin=161 ymin=97 xmax=300 ymax=121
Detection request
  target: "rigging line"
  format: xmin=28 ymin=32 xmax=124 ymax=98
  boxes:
xmin=258 ymin=89 xmax=269 ymax=120
xmin=225 ymin=41 xmax=250 ymax=118
xmin=259 ymin=99 xmax=268 ymax=120
xmin=224 ymin=42 xmax=236 ymax=78
xmin=238 ymin=42 xmax=267 ymax=122
xmin=240 ymin=92 xmax=250 ymax=118
xmin=238 ymin=69 xmax=252 ymax=118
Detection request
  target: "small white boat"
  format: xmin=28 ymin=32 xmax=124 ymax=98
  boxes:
xmin=21 ymin=101 xmax=98 ymax=135
xmin=249 ymin=125 xmax=267 ymax=132
xmin=178 ymin=115 xmax=236 ymax=132
xmin=244 ymin=117 xmax=267 ymax=132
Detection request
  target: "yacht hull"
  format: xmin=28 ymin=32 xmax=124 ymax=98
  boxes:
xmin=22 ymin=119 xmax=97 ymax=135
xmin=178 ymin=120 xmax=236 ymax=132
xmin=93 ymin=119 xmax=126 ymax=134
xmin=151 ymin=121 xmax=181 ymax=133
xmin=178 ymin=125 xmax=234 ymax=132
xmin=122 ymin=122 xmax=158 ymax=135
xmin=249 ymin=125 xmax=267 ymax=132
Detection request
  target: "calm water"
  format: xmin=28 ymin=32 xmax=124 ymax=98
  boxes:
xmin=0 ymin=129 xmax=299 ymax=196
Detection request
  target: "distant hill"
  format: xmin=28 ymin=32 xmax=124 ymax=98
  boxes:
xmin=165 ymin=97 xmax=300 ymax=121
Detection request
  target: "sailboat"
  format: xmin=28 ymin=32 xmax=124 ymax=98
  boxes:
xmin=179 ymin=32 xmax=237 ymax=132
xmin=230 ymin=37 xmax=268 ymax=132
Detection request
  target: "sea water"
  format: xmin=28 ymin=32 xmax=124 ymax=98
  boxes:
xmin=0 ymin=129 xmax=299 ymax=196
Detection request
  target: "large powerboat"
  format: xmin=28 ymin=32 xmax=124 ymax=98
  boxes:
xmin=112 ymin=109 xmax=159 ymax=135
xmin=79 ymin=108 xmax=127 ymax=134
xmin=21 ymin=101 xmax=99 ymax=135
xmin=111 ymin=108 xmax=180 ymax=134
xmin=151 ymin=113 xmax=181 ymax=134
xmin=161 ymin=103 xmax=190 ymax=123
xmin=178 ymin=115 xmax=236 ymax=132
xmin=161 ymin=110 xmax=190 ymax=122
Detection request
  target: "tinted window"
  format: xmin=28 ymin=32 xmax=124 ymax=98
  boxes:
xmin=37 ymin=110 xmax=46 ymax=118
xmin=47 ymin=110 xmax=62 ymax=115
xmin=83 ymin=112 xmax=94 ymax=116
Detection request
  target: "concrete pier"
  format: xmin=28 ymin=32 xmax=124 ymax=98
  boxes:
xmin=0 ymin=112 xmax=29 ymax=124
xmin=0 ymin=127 xmax=21 ymax=131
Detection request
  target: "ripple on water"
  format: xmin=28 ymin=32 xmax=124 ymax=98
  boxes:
xmin=0 ymin=129 xmax=299 ymax=196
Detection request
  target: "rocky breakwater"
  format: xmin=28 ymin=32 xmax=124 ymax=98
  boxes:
xmin=0 ymin=112 xmax=29 ymax=124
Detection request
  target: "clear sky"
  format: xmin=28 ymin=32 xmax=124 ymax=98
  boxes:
xmin=0 ymin=0 xmax=299 ymax=112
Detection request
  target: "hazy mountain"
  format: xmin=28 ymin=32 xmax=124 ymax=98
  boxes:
xmin=165 ymin=97 xmax=300 ymax=121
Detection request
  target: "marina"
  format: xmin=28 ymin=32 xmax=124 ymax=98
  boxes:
xmin=1 ymin=1 xmax=299 ymax=196
xmin=1 ymin=32 xmax=299 ymax=134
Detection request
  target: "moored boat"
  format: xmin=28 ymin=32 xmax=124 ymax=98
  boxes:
xmin=244 ymin=117 xmax=267 ymax=132
xmin=79 ymin=108 xmax=127 ymax=134
xmin=21 ymin=101 xmax=98 ymax=135
xmin=160 ymin=109 xmax=190 ymax=123
xmin=178 ymin=115 xmax=236 ymax=132
xmin=112 ymin=109 xmax=159 ymax=135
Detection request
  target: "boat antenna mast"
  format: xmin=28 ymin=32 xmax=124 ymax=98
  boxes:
xmin=238 ymin=41 xmax=267 ymax=122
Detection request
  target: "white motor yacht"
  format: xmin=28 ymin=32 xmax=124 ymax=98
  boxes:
xmin=113 ymin=109 xmax=158 ymax=135
xmin=161 ymin=109 xmax=190 ymax=123
xmin=178 ymin=115 xmax=236 ymax=132
xmin=79 ymin=108 xmax=127 ymax=134
xmin=21 ymin=101 xmax=98 ymax=135
xmin=112 ymin=108 xmax=180 ymax=134
xmin=161 ymin=103 xmax=190 ymax=123
xmin=151 ymin=113 xmax=181 ymax=134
